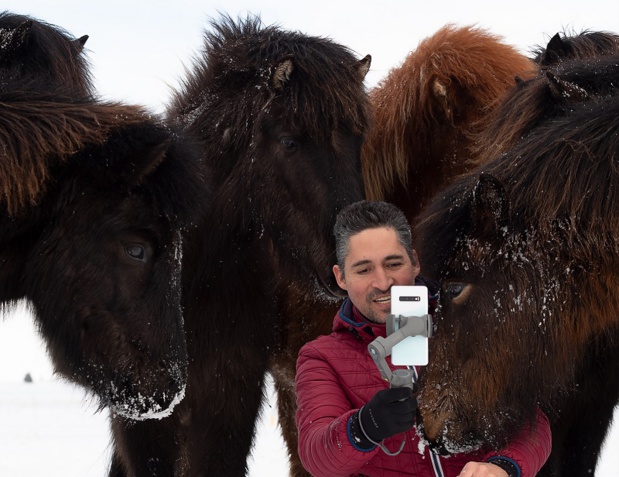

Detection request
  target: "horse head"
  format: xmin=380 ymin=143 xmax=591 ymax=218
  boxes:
xmin=16 ymin=118 xmax=207 ymax=419
xmin=169 ymin=15 xmax=371 ymax=298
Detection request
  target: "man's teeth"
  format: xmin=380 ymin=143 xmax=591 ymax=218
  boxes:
xmin=374 ymin=297 xmax=390 ymax=303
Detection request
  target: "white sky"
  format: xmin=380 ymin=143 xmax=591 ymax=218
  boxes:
xmin=2 ymin=0 xmax=618 ymax=113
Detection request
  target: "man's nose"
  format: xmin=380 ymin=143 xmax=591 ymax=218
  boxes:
xmin=372 ymin=268 xmax=394 ymax=291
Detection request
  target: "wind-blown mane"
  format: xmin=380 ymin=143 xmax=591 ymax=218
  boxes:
xmin=361 ymin=24 xmax=535 ymax=221
xmin=170 ymin=14 xmax=369 ymax=142
xmin=0 ymin=93 xmax=149 ymax=216
xmin=473 ymin=33 xmax=619 ymax=167
xmin=0 ymin=11 xmax=154 ymax=216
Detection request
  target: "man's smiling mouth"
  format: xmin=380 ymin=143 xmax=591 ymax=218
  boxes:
xmin=373 ymin=296 xmax=391 ymax=304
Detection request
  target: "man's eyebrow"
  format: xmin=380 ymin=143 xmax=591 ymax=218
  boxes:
xmin=384 ymin=254 xmax=405 ymax=261
xmin=350 ymin=259 xmax=372 ymax=269
xmin=350 ymin=254 xmax=405 ymax=269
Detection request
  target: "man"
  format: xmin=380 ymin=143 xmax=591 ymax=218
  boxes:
xmin=295 ymin=200 xmax=551 ymax=477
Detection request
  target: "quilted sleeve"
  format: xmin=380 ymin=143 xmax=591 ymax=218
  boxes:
xmin=483 ymin=406 xmax=552 ymax=477
xmin=295 ymin=341 xmax=379 ymax=476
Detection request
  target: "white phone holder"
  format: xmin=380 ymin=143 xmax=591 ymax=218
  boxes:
xmin=367 ymin=314 xmax=432 ymax=390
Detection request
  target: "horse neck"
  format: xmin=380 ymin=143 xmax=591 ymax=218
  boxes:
xmin=0 ymin=209 xmax=44 ymax=303
xmin=182 ymin=182 xmax=278 ymax=291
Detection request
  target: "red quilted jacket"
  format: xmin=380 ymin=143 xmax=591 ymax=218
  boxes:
xmin=295 ymin=298 xmax=551 ymax=477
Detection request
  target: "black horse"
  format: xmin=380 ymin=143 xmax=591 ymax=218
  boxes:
xmin=1 ymin=12 xmax=208 ymax=419
xmin=109 ymin=15 xmax=370 ymax=476
xmin=414 ymin=38 xmax=619 ymax=477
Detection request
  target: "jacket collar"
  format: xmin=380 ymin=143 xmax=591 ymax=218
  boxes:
xmin=334 ymin=298 xmax=387 ymax=342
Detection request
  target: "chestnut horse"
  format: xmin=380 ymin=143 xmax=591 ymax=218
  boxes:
xmin=108 ymin=15 xmax=370 ymax=477
xmin=270 ymin=25 xmax=536 ymax=476
xmin=1 ymin=12 xmax=208 ymax=419
xmin=362 ymin=24 xmax=535 ymax=221
xmin=414 ymin=44 xmax=619 ymax=477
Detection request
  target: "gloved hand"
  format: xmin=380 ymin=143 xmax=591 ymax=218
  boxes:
xmin=349 ymin=387 xmax=417 ymax=449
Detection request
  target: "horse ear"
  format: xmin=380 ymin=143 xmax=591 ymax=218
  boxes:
xmin=432 ymin=79 xmax=451 ymax=120
xmin=540 ymin=33 xmax=568 ymax=66
xmin=470 ymin=173 xmax=509 ymax=239
xmin=546 ymin=70 xmax=588 ymax=101
xmin=272 ymin=59 xmax=294 ymax=90
xmin=75 ymin=35 xmax=89 ymax=49
xmin=0 ymin=20 xmax=32 ymax=64
xmin=357 ymin=54 xmax=371 ymax=79
xmin=122 ymin=138 xmax=172 ymax=187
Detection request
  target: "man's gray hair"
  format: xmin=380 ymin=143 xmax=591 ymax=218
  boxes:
xmin=334 ymin=200 xmax=414 ymax=272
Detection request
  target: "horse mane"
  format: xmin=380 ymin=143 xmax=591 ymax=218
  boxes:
xmin=531 ymin=29 xmax=619 ymax=66
xmin=472 ymin=51 xmax=619 ymax=167
xmin=0 ymin=11 xmax=92 ymax=95
xmin=490 ymin=100 xmax=619 ymax=240
xmin=0 ymin=91 xmax=150 ymax=216
xmin=167 ymin=14 xmax=370 ymax=165
xmin=417 ymin=91 xmax=619 ymax=283
xmin=361 ymin=24 xmax=536 ymax=201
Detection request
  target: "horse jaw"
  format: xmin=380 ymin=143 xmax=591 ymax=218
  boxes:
xmin=418 ymin=395 xmax=483 ymax=454
xmin=110 ymin=381 xmax=187 ymax=421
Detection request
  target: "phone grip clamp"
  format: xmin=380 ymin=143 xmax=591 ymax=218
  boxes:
xmin=367 ymin=314 xmax=432 ymax=390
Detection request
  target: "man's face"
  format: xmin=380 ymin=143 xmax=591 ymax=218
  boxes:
xmin=333 ymin=226 xmax=420 ymax=323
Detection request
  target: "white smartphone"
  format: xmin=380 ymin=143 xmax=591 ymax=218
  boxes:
xmin=390 ymin=285 xmax=429 ymax=366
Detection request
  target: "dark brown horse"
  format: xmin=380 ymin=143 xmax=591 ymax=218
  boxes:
xmin=269 ymin=24 xmax=537 ymax=476
xmin=108 ymin=15 xmax=370 ymax=476
xmin=414 ymin=48 xmax=619 ymax=477
xmin=1 ymin=12 xmax=208 ymax=419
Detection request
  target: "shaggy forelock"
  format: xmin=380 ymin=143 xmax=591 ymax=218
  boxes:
xmin=170 ymin=14 xmax=369 ymax=142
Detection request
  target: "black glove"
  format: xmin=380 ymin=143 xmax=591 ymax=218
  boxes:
xmin=350 ymin=387 xmax=417 ymax=449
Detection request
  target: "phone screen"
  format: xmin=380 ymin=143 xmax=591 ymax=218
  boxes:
xmin=390 ymin=285 xmax=429 ymax=365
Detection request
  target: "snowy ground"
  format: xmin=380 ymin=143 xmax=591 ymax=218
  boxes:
xmin=0 ymin=378 xmax=289 ymax=477
xmin=1 ymin=303 xmax=618 ymax=476
xmin=0 ymin=304 xmax=290 ymax=476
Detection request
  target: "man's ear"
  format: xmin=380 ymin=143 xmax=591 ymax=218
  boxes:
xmin=333 ymin=264 xmax=347 ymax=291
xmin=410 ymin=250 xmax=421 ymax=277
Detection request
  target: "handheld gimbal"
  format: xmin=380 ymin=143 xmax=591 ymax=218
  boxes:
xmin=367 ymin=314 xmax=433 ymax=390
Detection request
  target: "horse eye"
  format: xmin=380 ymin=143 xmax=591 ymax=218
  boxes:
xmin=280 ymin=136 xmax=298 ymax=151
xmin=444 ymin=282 xmax=464 ymax=298
xmin=125 ymin=244 xmax=145 ymax=261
